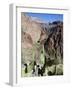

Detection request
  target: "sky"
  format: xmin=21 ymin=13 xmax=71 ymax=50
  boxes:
xmin=25 ymin=12 xmax=63 ymax=23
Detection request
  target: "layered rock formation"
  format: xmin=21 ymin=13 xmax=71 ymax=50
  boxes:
xmin=44 ymin=22 xmax=63 ymax=65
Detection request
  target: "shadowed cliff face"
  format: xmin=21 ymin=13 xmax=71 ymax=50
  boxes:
xmin=44 ymin=23 xmax=63 ymax=65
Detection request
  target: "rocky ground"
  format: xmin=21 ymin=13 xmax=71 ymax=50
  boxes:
xmin=21 ymin=13 xmax=63 ymax=77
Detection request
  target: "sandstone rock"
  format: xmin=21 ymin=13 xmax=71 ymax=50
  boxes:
xmin=21 ymin=13 xmax=48 ymax=65
xmin=21 ymin=13 xmax=42 ymax=43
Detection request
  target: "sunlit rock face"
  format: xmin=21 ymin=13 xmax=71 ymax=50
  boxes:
xmin=21 ymin=13 xmax=42 ymax=43
xmin=21 ymin=13 xmax=48 ymax=65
